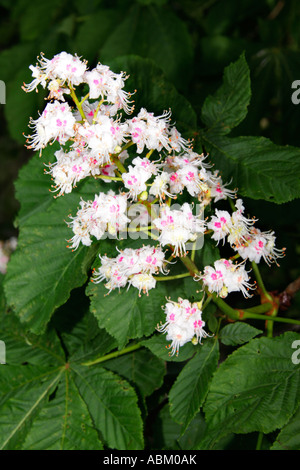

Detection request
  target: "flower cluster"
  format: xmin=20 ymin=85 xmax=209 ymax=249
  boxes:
xmin=199 ymin=258 xmax=254 ymax=299
xmin=207 ymin=199 xmax=285 ymax=265
xmin=153 ymin=203 xmax=206 ymax=257
xmin=157 ymin=298 xmax=209 ymax=356
xmin=92 ymin=245 xmax=168 ymax=295
xmin=67 ymin=191 xmax=129 ymax=250
xmin=23 ymin=51 xmax=285 ymax=356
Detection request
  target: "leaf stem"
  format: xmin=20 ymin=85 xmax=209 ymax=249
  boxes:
xmin=81 ymin=343 xmax=142 ymax=367
xmin=154 ymin=272 xmax=192 ymax=281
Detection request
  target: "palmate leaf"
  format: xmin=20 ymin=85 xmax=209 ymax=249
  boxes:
xmin=169 ymin=339 xmax=219 ymax=434
xmin=100 ymin=4 xmax=194 ymax=91
xmin=0 ymin=365 xmax=64 ymax=450
xmin=0 ymin=307 xmax=144 ymax=450
xmin=196 ymin=331 xmax=300 ymax=449
xmin=0 ymin=311 xmax=65 ymax=367
xmin=22 ymin=369 xmax=103 ymax=450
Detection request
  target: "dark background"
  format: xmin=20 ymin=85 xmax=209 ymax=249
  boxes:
xmin=0 ymin=0 xmax=300 ymax=308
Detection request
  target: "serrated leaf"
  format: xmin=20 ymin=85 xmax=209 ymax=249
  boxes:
xmin=201 ymin=133 xmax=300 ymax=203
xmin=86 ymin=279 xmax=168 ymax=349
xmin=104 ymin=348 xmax=166 ymax=397
xmin=198 ymin=332 xmax=300 ymax=449
xmin=169 ymin=339 xmax=219 ymax=433
xmin=101 ymin=4 xmax=194 ymax=91
xmin=0 ymin=311 xmax=65 ymax=366
xmin=72 ymin=364 xmax=144 ymax=450
xmin=219 ymin=322 xmax=263 ymax=346
xmin=271 ymin=405 xmax=300 ymax=450
xmin=22 ymin=369 xmax=103 ymax=450
xmin=201 ymin=53 xmax=251 ymax=135
xmin=0 ymin=365 xmax=64 ymax=450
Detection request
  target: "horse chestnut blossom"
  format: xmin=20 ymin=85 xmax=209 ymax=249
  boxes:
xmin=234 ymin=227 xmax=286 ymax=266
xmin=26 ymin=101 xmax=76 ymax=152
xmin=22 ymin=51 xmax=286 ymax=356
xmin=92 ymin=245 xmax=168 ymax=295
xmin=153 ymin=203 xmax=206 ymax=257
xmin=157 ymin=298 xmax=209 ymax=356
xmin=67 ymin=192 xmax=130 ymax=250
xmin=198 ymin=258 xmax=255 ymax=298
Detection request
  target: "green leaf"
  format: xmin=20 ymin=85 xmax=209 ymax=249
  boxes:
xmin=22 ymin=369 xmax=103 ymax=450
xmin=86 ymin=278 xmax=168 ymax=349
xmin=13 ymin=144 xmax=60 ymax=227
xmin=201 ymin=53 xmax=251 ymax=135
xmin=271 ymin=405 xmax=300 ymax=450
xmin=101 ymin=4 xmax=194 ymax=91
xmin=104 ymin=348 xmax=166 ymax=397
xmin=72 ymin=364 xmax=144 ymax=450
xmin=169 ymin=339 xmax=219 ymax=433
xmin=198 ymin=332 xmax=300 ymax=449
xmin=0 ymin=311 xmax=65 ymax=366
xmin=203 ymin=135 xmax=300 ymax=204
xmin=0 ymin=365 xmax=64 ymax=450
xmin=142 ymin=333 xmax=196 ymax=362
xmin=219 ymin=322 xmax=263 ymax=346
xmin=4 ymin=154 xmax=102 ymax=334
xmin=201 ymin=133 xmax=300 ymax=203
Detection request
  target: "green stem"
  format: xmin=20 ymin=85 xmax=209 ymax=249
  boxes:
xmin=81 ymin=343 xmax=142 ymax=367
xmin=80 ymin=92 xmax=90 ymax=105
xmin=242 ymin=311 xmax=300 ymax=326
xmin=251 ymin=261 xmax=271 ymax=299
xmin=211 ymin=293 xmax=240 ymax=321
xmin=242 ymin=303 xmax=273 ymax=315
xmin=68 ymin=83 xmax=86 ymax=121
xmin=179 ymin=255 xmax=199 ymax=276
xmin=92 ymin=98 xmax=105 ymax=123
xmin=110 ymin=154 xmax=127 ymax=174
xmin=154 ymin=272 xmax=192 ymax=281
xmin=256 ymin=431 xmax=264 ymax=450
xmin=95 ymin=175 xmax=123 ymax=182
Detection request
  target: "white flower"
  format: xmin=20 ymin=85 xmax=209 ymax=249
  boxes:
xmin=157 ymin=297 xmax=209 ymax=356
xmin=46 ymin=148 xmax=91 ymax=197
xmin=235 ymin=227 xmax=285 ymax=266
xmin=26 ymin=101 xmax=76 ymax=152
xmin=199 ymin=258 xmax=254 ymax=299
xmin=84 ymin=64 xmax=134 ymax=113
xmin=91 ymin=245 xmax=168 ymax=294
xmin=23 ymin=52 xmax=87 ymax=93
xmin=207 ymin=209 xmax=232 ymax=244
xmin=149 ymin=171 xmax=176 ymax=201
xmin=67 ymin=192 xmax=130 ymax=250
xmin=127 ymin=108 xmax=172 ymax=154
xmin=153 ymin=203 xmax=206 ymax=257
